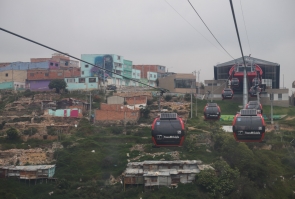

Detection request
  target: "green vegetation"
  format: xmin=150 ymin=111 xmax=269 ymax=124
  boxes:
xmin=6 ymin=128 xmax=19 ymax=140
xmin=48 ymin=79 xmax=67 ymax=93
xmin=1 ymin=92 xmax=295 ymax=198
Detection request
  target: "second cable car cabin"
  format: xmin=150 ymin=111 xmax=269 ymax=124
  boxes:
xmin=246 ymin=101 xmax=263 ymax=114
xmin=203 ymin=103 xmax=221 ymax=120
xmin=151 ymin=113 xmax=185 ymax=147
xmin=221 ymin=88 xmax=234 ymax=100
xmin=232 ymin=109 xmax=265 ymax=142
xmin=249 ymin=86 xmax=262 ymax=97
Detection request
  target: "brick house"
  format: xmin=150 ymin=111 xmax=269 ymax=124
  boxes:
xmin=95 ymin=103 xmax=140 ymax=124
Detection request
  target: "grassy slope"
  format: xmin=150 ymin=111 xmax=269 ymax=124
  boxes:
xmin=1 ymin=94 xmax=295 ymax=198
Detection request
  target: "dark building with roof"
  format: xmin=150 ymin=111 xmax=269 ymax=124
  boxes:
xmin=214 ymin=56 xmax=280 ymax=89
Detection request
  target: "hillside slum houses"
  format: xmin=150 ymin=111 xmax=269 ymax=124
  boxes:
xmin=0 ymin=165 xmax=56 ymax=180
xmin=123 ymin=160 xmax=212 ymax=188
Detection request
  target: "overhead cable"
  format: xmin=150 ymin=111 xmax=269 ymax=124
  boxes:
xmin=164 ymin=0 xmax=222 ymax=53
xmin=239 ymin=0 xmax=252 ymax=54
xmin=228 ymin=0 xmax=246 ymax=67
xmin=187 ymin=0 xmax=235 ymax=60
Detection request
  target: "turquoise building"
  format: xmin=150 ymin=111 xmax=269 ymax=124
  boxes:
xmin=64 ymin=77 xmax=99 ymax=91
xmin=80 ymin=54 xmax=124 ymax=86
xmin=123 ymin=60 xmax=133 ymax=86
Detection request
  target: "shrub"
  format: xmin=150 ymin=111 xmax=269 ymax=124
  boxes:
xmin=165 ymin=95 xmax=172 ymax=102
xmin=6 ymin=128 xmax=19 ymax=140
xmin=23 ymin=128 xmax=38 ymax=136
xmin=110 ymin=126 xmax=123 ymax=135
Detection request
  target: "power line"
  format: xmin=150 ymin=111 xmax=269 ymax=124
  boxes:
xmin=0 ymin=27 xmax=164 ymax=92
xmin=187 ymin=0 xmax=235 ymax=60
xmin=239 ymin=0 xmax=252 ymax=54
xmin=164 ymin=0 xmax=222 ymax=53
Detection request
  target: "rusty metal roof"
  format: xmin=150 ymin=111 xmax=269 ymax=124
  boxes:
xmin=127 ymin=161 xmax=202 ymax=168
xmin=0 ymin=165 xmax=55 ymax=171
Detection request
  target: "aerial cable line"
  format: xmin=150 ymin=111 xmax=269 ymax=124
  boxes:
xmin=239 ymin=0 xmax=252 ymax=54
xmin=229 ymin=0 xmax=248 ymax=108
xmin=0 ymin=27 xmax=164 ymax=92
xmin=228 ymin=1 xmax=246 ymax=67
xmin=187 ymin=0 xmax=235 ymax=60
xmin=164 ymin=0 xmax=222 ymax=53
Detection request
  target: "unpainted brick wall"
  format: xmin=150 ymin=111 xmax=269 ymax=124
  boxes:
xmin=125 ymin=96 xmax=147 ymax=105
xmin=95 ymin=110 xmax=140 ymax=121
xmin=100 ymin=104 xmax=133 ymax=112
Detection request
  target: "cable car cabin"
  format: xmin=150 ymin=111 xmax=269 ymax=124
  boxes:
xmin=232 ymin=109 xmax=265 ymax=142
xmin=222 ymin=88 xmax=234 ymax=100
xmin=203 ymin=103 xmax=221 ymax=120
xmin=151 ymin=113 xmax=185 ymax=147
xmin=231 ymin=78 xmax=239 ymax=87
xmin=252 ymin=77 xmax=261 ymax=86
xmin=246 ymin=101 xmax=263 ymax=114
xmin=249 ymin=86 xmax=261 ymax=97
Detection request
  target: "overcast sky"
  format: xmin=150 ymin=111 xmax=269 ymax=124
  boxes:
xmin=0 ymin=0 xmax=294 ymax=92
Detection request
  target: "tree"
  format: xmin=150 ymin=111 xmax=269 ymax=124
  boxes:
xmin=155 ymin=78 xmax=159 ymax=87
xmin=48 ymin=79 xmax=67 ymax=93
xmin=6 ymin=128 xmax=19 ymax=140
xmin=165 ymin=95 xmax=172 ymax=102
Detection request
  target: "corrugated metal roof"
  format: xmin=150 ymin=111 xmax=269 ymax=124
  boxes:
xmin=142 ymin=160 xmax=202 ymax=165
xmin=0 ymin=165 xmax=56 ymax=171
xmin=215 ymin=56 xmax=279 ymax=67
xmin=125 ymin=168 xmax=143 ymax=174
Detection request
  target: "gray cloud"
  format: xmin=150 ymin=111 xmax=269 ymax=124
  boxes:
xmin=0 ymin=0 xmax=294 ymax=91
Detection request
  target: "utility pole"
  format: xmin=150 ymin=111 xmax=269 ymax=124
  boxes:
xmin=191 ymin=83 xmax=193 ymax=118
xmin=89 ymin=91 xmax=92 ymax=121
xmin=270 ymin=93 xmax=273 ymax=124
xmin=103 ymin=58 xmax=106 ymax=94
xmin=211 ymin=78 xmax=213 ymax=102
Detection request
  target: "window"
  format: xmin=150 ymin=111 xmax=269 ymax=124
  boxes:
xmin=85 ymin=65 xmax=89 ymax=68
xmin=65 ymin=61 xmax=69 ymax=66
xmin=30 ymin=73 xmax=34 ymax=77
xmin=67 ymin=78 xmax=75 ymax=83
xmin=151 ymin=177 xmax=157 ymax=182
xmin=57 ymin=72 xmax=62 ymax=76
xmin=45 ymin=73 xmax=49 ymax=77
xmin=150 ymin=74 xmax=152 ymax=78
xmin=278 ymin=93 xmax=282 ymax=100
xmin=175 ymin=79 xmax=195 ymax=88
xmin=133 ymin=73 xmax=135 ymax=76
xmin=137 ymin=73 xmax=139 ymax=77
xmin=117 ymin=56 xmax=121 ymax=60
xmin=89 ymin=78 xmax=96 ymax=83
xmin=154 ymin=75 xmax=156 ymax=78
xmin=5 ymin=73 xmax=8 ymax=77
xmin=50 ymin=62 xmax=53 ymax=66
xmin=82 ymin=71 xmax=84 ymax=75
xmin=79 ymin=78 xmax=85 ymax=83
xmin=55 ymin=63 xmax=58 ymax=67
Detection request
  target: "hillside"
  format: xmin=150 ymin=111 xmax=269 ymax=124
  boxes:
xmin=1 ymin=91 xmax=295 ymax=199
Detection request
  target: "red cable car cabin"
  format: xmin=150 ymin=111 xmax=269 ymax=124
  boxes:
xmin=151 ymin=113 xmax=185 ymax=147
xmin=221 ymin=88 xmax=234 ymax=100
xmin=246 ymin=101 xmax=263 ymax=114
xmin=249 ymin=86 xmax=261 ymax=97
xmin=203 ymin=103 xmax=221 ymax=120
xmin=232 ymin=109 xmax=265 ymax=142
xmin=231 ymin=78 xmax=239 ymax=87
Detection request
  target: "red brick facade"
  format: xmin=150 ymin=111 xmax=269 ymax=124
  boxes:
xmin=133 ymin=65 xmax=158 ymax=79
xmin=125 ymin=96 xmax=147 ymax=105
xmin=95 ymin=104 xmax=140 ymax=122
xmin=27 ymin=69 xmax=80 ymax=80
